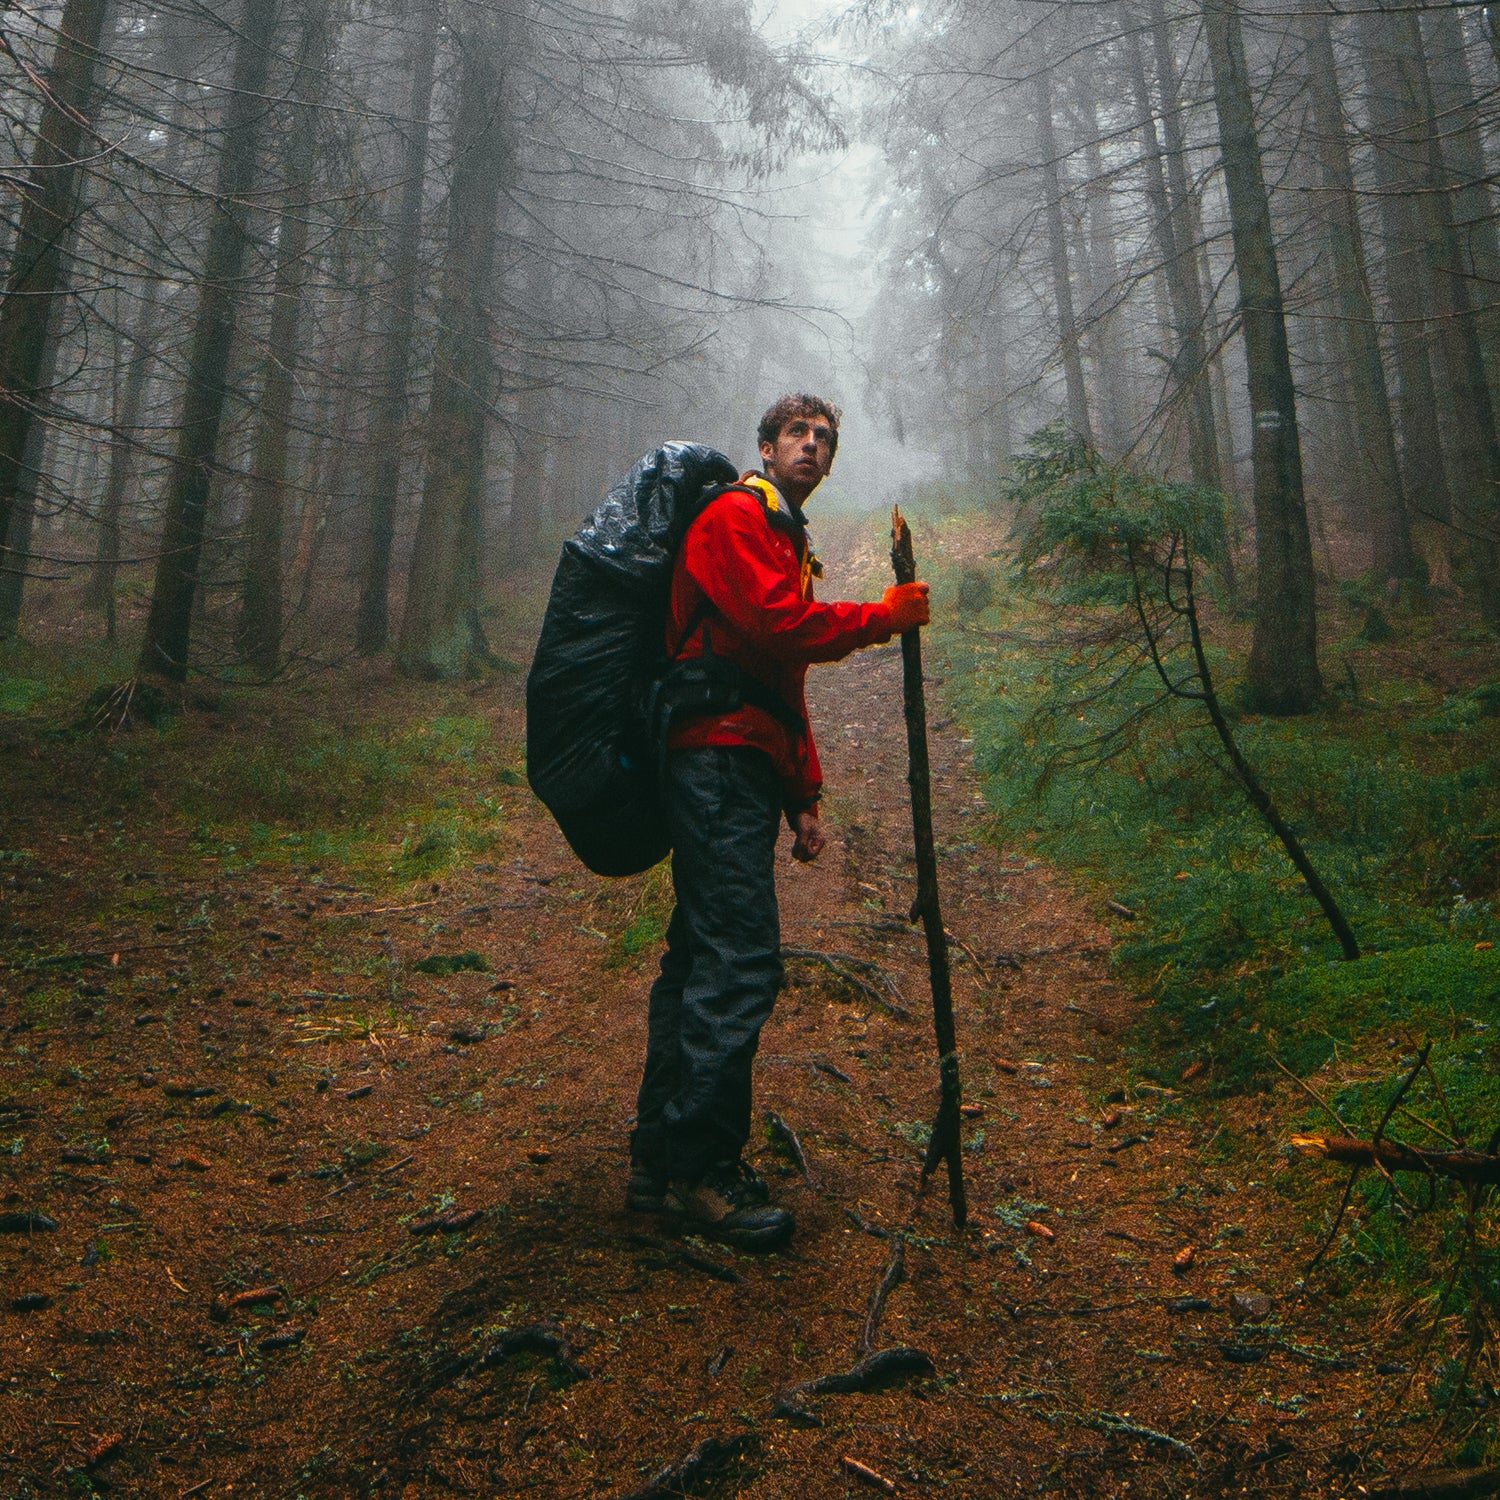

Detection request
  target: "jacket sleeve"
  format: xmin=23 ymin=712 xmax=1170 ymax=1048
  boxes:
xmin=680 ymin=493 xmax=896 ymax=664
xmin=789 ymin=715 xmax=823 ymax=818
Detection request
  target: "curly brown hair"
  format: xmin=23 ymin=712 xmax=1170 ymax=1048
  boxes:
xmin=757 ymin=393 xmax=842 ymax=458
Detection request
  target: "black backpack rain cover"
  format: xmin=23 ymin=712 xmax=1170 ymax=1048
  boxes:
xmin=526 ymin=442 xmax=738 ymax=876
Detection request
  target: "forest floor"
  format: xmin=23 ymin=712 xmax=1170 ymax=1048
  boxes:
xmin=0 ymin=530 xmax=1476 ymax=1499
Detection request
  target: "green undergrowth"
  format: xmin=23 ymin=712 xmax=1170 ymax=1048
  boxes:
xmin=176 ymin=710 xmax=515 ymax=882
xmin=923 ymin=509 xmax=1500 ymax=1111
xmin=922 ymin=488 xmax=1500 ymax=1384
xmin=0 ymin=645 xmax=525 ymax=890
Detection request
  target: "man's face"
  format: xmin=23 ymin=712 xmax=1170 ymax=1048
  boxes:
xmin=759 ymin=411 xmax=835 ymax=504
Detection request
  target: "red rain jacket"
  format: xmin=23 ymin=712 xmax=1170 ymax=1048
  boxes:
xmin=664 ymin=474 xmax=899 ymax=819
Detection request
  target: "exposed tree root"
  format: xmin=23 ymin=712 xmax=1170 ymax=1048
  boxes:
xmin=470 ymin=1320 xmax=588 ymax=1384
xmin=772 ymin=1346 xmax=934 ymax=1424
xmin=616 ymin=1432 xmax=760 ymax=1500
xmin=858 ymin=1238 xmax=906 ymax=1356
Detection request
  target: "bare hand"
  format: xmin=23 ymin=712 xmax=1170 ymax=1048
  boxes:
xmin=791 ymin=809 xmax=825 ymax=863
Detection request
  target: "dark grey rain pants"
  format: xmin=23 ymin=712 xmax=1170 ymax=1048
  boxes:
xmin=631 ymin=746 xmax=784 ymax=1183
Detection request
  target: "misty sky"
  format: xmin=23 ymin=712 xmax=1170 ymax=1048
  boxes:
xmin=746 ymin=0 xmax=939 ymax=506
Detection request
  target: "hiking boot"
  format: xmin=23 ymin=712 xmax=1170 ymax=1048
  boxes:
xmin=625 ymin=1157 xmax=667 ymax=1213
xmin=726 ymin=1156 xmax=771 ymax=1205
xmin=664 ymin=1159 xmax=793 ymax=1251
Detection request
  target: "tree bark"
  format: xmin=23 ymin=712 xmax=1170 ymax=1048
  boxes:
xmin=238 ymin=0 xmax=334 ymax=675
xmin=504 ymin=378 xmax=554 ymax=561
xmin=1422 ymin=4 xmax=1500 ymax=399
xmin=355 ymin=0 xmax=440 ymax=656
xmin=0 ymin=296 xmax=65 ymax=639
xmin=1032 ymin=55 xmax=1093 ymax=442
xmin=1366 ymin=4 xmax=1500 ymax=620
xmin=1359 ymin=9 xmax=1453 ymax=531
xmin=86 ymin=274 xmax=164 ymax=610
xmin=396 ymin=20 xmax=511 ymax=678
xmin=135 ymin=0 xmax=280 ymax=681
xmin=1123 ymin=17 xmax=1222 ymax=494
xmin=1078 ymin=44 xmax=1131 ymax=456
xmin=0 ymin=0 xmax=110 ymax=575
xmin=1300 ymin=4 xmax=1422 ymax=586
xmin=1203 ymin=0 xmax=1322 ymax=711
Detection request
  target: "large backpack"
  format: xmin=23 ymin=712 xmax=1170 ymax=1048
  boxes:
xmin=526 ymin=442 xmax=801 ymax=877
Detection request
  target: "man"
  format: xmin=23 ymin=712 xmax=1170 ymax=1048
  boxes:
xmin=627 ymin=394 xmax=931 ymax=1250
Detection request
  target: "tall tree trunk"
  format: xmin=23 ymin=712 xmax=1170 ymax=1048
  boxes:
xmin=238 ymin=0 xmax=333 ymax=676
xmin=86 ymin=44 xmax=196 ymax=615
xmin=1128 ymin=8 xmax=1223 ymax=494
xmin=1033 ymin=55 xmax=1093 ymax=442
xmin=396 ymin=22 xmax=511 ymax=678
xmin=504 ymin=378 xmax=554 ymax=562
xmin=356 ymin=0 xmax=440 ymax=656
xmin=1359 ymin=8 xmax=1453 ymax=530
xmin=1081 ymin=137 xmax=1130 ymax=455
xmin=135 ymin=0 xmax=280 ymax=681
xmin=0 ymin=0 xmax=110 ymax=572
xmin=1368 ymin=4 xmax=1500 ymax=619
xmin=1151 ymin=0 xmax=1241 ymax=495
xmin=292 ymin=261 xmax=368 ymax=616
xmin=0 ymin=294 xmax=66 ymax=639
xmin=86 ymin=275 xmax=165 ymax=609
xmin=1423 ymin=4 xmax=1500 ymax=398
xmin=1203 ymin=0 xmax=1322 ymax=710
xmin=1301 ymin=4 xmax=1422 ymax=586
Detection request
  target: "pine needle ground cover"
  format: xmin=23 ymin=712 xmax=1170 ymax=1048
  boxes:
xmin=927 ymin=500 xmax=1500 ymax=1332
xmin=4 ymin=543 xmax=1500 ymax=1493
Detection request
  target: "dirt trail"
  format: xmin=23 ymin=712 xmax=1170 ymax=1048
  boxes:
xmin=0 ymin=562 xmax=1426 ymax=1496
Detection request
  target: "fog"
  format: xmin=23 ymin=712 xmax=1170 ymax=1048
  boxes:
xmin=1 ymin=0 xmax=1496 ymax=674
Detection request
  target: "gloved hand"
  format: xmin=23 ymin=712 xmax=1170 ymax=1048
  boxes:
xmin=882 ymin=581 xmax=930 ymax=634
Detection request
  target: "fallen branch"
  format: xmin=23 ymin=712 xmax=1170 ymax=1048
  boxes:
xmin=781 ymin=947 xmax=909 ymax=1019
xmin=1369 ymin=1467 xmax=1500 ymax=1500
xmin=1290 ymin=1135 xmax=1500 ymax=1186
xmin=617 ymin=1434 xmax=760 ymax=1500
xmin=858 ymin=1238 xmax=907 ymax=1356
xmin=1078 ymin=1410 xmax=1201 ymax=1468
xmin=323 ymin=899 xmax=440 ymax=920
xmin=626 ymin=1233 xmax=743 ymax=1285
xmin=766 ymin=1111 xmax=814 ymax=1185
xmin=841 ymin=1455 xmax=897 ymax=1494
xmin=772 ymin=1346 xmax=934 ymax=1423
xmin=845 ymin=1206 xmax=894 ymax=1240
xmin=471 ymin=1322 xmax=588 ymax=1383
xmin=2 ymin=937 xmax=205 ymax=972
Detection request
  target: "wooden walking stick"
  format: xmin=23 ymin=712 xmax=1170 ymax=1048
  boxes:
xmin=890 ymin=505 xmax=967 ymax=1227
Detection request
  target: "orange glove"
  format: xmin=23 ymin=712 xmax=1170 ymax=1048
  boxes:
xmin=882 ymin=581 xmax=930 ymax=634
